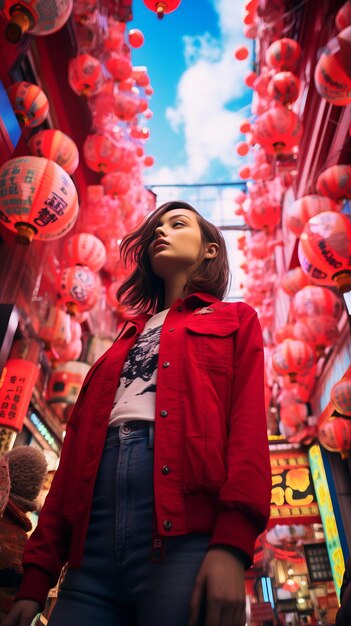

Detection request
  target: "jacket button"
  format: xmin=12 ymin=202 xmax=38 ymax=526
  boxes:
xmin=160 ymin=410 xmax=168 ymax=417
xmin=163 ymin=520 xmax=173 ymax=531
xmin=177 ymin=305 xmax=183 ymax=312
xmin=163 ymin=361 xmax=170 ymax=368
xmin=162 ymin=465 xmax=170 ymax=475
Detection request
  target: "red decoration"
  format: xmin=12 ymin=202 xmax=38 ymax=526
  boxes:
xmin=266 ymin=38 xmax=302 ymax=71
xmin=68 ymin=53 xmax=104 ymax=97
xmin=1 ymin=0 xmax=73 ymax=43
xmin=318 ymin=417 xmax=351 ymax=458
xmin=236 ymin=142 xmax=250 ymax=156
xmin=114 ymin=90 xmax=140 ymax=121
xmin=336 ymin=1 xmax=351 ymax=31
xmin=7 ymin=81 xmax=49 ymax=128
xmin=282 ymin=579 xmax=300 ymax=593
xmin=293 ymin=285 xmax=343 ymax=320
xmin=38 ymin=306 xmax=71 ymax=347
xmin=238 ymin=165 xmax=251 ymax=180
xmin=58 ymin=265 xmax=100 ymax=315
xmin=316 ymin=164 xmax=351 ymax=201
xmin=273 ymin=324 xmax=295 ymax=344
xmin=105 ymin=50 xmax=133 ymax=82
xmin=246 ymin=199 xmax=281 ymax=232
xmin=28 ymin=129 xmax=79 ymax=175
xmin=101 ymin=172 xmax=131 ymax=197
xmin=314 ymin=27 xmax=351 ymax=106
xmin=128 ymin=28 xmax=144 ymax=48
xmin=244 ymin=70 xmax=257 ymax=88
xmin=239 ymin=119 xmax=251 ymax=133
xmin=83 ymin=134 xmax=138 ymax=174
xmin=142 ymin=0 xmax=182 ymax=18
xmin=298 ymin=212 xmax=351 ymax=289
xmin=46 ymin=361 xmax=90 ymax=405
xmin=271 ymin=339 xmax=315 ymax=381
xmin=234 ymin=45 xmax=249 ymax=60
xmin=0 ymin=359 xmax=39 ymax=431
xmin=267 ymin=71 xmax=300 ymax=104
xmin=132 ymin=66 xmax=150 ymax=87
xmin=253 ymin=105 xmax=302 ymax=154
xmin=280 ymin=401 xmax=308 ymax=428
xmin=144 ymin=155 xmax=154 ymax=167
xmin=330 ymin=379 xmax=351 ymax=416
xmin=292 ymin=315 xmax=340 ymax=356
xmin=281 ymin=267 xmax=311 ymax=296
xmin=285 ymin=195 xmax=340 ymax=236
xmin=63 ymin=233 xmax=106 ymax=272
xmin=0 ymin=156 xmax=79 ymax=244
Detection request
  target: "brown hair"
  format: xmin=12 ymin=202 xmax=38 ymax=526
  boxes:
xmin=117 ymin=201 xmax=230 ymax=313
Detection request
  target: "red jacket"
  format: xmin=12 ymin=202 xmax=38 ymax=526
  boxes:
xmin=17 ymin=293 xmax=271 ymax=607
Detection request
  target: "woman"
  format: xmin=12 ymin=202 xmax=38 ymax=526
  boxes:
xmin=3 ymin=201 xmax=271 ymax=626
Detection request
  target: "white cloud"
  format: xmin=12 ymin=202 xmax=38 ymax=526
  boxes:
xmin=149 ymin=0 xmax=251 ymax=185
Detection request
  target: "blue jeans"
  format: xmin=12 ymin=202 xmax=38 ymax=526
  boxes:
xmin=48 ymin=422 xmax=209 ymax=626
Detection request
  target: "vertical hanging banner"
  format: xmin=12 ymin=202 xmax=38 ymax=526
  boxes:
xmin=0 ymin=358 xmax=39 ymax=431
xmin=269 ymin=447 xmax=321 ymax=527
xmin=309 ymin=443 xmax=345 ymax=599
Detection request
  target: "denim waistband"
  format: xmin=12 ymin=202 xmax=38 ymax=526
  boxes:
xmin=106 ymin=420 xmax=154 ymax=447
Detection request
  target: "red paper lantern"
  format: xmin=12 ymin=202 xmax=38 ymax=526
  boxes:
xmin=253 ymin=72 xmax=271 ymax=97
xmin=58 ymin=265 xmax=100 ymax=315
xmin=234 ymin=45 xmax=249 ymax=61
xmin=46 ymin=360 xmax=90 ymax=405
xmin=267 ymin=71 xmax=300 ymax=104
xmin=266 ymin=38 xmax=302 ymax=71
xmin=298 ymin=212 xmax=351 ymax=289
xmin=143 ymin=0 xmax=182 ymax=18
xmin=132 ymin=66 xmax=150 ymax=87
xmin=68 ymin=53 xmax=104 ymax=97
xmin=271 ymin=338 xmax=315 ymax=381
xmin=103 ymin=22 xmax=125 ymax=51
xmin=63 ymin=233 xmax=106 ymax=272
xmin=318 ymin=417 xmax=351 ymax=458
xmin=52 ymin=338 xmax=83 ymax=363
xmin=280 ymin=401 xmax=308 ymax=428
xmin=1 ymin=0 xmax=73 ymax=43
xmin=285 ymin=195 xmax=340 ymax=236
xmin=281 ymin=267 xmax=311 ymax=296
xmin=253 ymin=105 xmax=302 ymax=154
xmin=0 ymin=359 xmax=39 ymax=431
xmin=101 ymin=172 xmax=130 ymax=197
xmin=0 ymin=156 xmax=79 ymax=244
xmin=293 ymin=285 xmax=343 ymax=320
xmin=316 ymin=165 xmax=351 ymax=201
xmin=244 ymin=70 xmax=257 ymax=88
xmin=129 ymin=126 xmax=150 ymax=140
xmin=105 ymin=49 xmax=132 ymax=82
xmin=83 ymin=134 xmax=138 ymax=174
xmin=330 ymin=379 xmax=351 ymax=416
xmin=128 ymin=28 xmax=144 ymax=48
xmin=292 ymin=315 xmax=340 ymax=356
xmin=314 ymin=27 xmax=351 ymax=106
xmin=38 ymin=306 xmax=71 ymax=347
xmin=7 ymin=81 xmax=49 ymax=128
xmin=238 ymin=165 xmax=251 ymax=180
xmin=273 ymin=324 xmax=295 ymax=344
xmin=239 ymin=119 xmax=251 ymax=133
xmin=144 ymin=155 xmax=154 ymax=167
xmin=28 ymin=129 xmax=79 ymax=175
xmin=243 ymin=23 xmax=257 ymax=39
xmin=336 ymin=1 xmax=351 ymax=31
xmin=236 ymin=142 xmax=250 ymax=157
xmin=114 ymin=90 xmax=140 ymax=121
xmin=246 ymin=200 xmax=281 ymax=231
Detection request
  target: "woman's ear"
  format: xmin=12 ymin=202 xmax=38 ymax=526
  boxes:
xmin=204 ymin=242 xmax=219 ymax=259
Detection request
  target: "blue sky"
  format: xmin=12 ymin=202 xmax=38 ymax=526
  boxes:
xmin=130 ymin=0 xmax=253 ymax=186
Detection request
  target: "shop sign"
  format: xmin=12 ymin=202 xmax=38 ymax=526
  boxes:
xmin=269 ymin=448 xmax=321 ymax=527
xmin=0 ymin=358 xmax=39 ymax=431
xmin=309 ymin=443 xmax=345 ymax=598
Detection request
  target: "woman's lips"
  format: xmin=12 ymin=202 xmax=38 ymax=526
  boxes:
xmin=153 ymin=240 xmax=169 ymax=250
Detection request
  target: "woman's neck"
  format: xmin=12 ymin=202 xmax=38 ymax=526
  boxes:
xmin=163 ymin=275 xmax=189 ymax=309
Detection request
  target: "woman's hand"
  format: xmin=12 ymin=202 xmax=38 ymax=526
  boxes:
xmin=1 ymin=599 xmax=41 ymax=626
xmin=189 ymin=548 xmax=246 ymax=626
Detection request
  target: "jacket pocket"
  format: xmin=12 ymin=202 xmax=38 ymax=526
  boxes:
xmin=186 ymin=318 xmax=238 ymax=371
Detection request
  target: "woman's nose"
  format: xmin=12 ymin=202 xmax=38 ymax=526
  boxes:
xmin=155 ymin=225 xmax=165 ymax=238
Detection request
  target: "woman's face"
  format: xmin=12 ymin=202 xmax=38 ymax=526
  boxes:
xmin=148 ymin=208 xmax=208 ymax=279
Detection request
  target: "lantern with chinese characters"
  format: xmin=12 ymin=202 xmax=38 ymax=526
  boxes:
xmin=298 ymin=212 xmax=351 ymax=290
xmin=267 ymin=71 xmax=300 ymax=104
xmin=0 ymin=359 xmax=39 ymax=431
xmin=68 ymin=53 xmax=104 ymax=97
xmin=102 ymin=172 xmax=130 ymax=197
xmin=293 ymin=285 xmax=343 ymax=320
xmin=285 ymin=195 xmax=340 ymax=236
xmin=314 ymin=27 xmax=351 ymax=106
xmin=330 ymin=379 xmax=351 ymax=417
xmin=292 ymin=315 xmax=340 ymax=357
xmin=28 ymin=129 xmax=79 ymax=175
xmin=57 ymin=265 xmax=100 ymax=315
xmin=271 ymin=338 xmax=315 ymax=381
xmin=318 ymin=417 xmax=351 ymax=458
xmin=38 ymin=306 xmax=71 ymax=347
xmin=0 ymin=156 xmax=79 ymax=244
xmin=1 ymin=0 xmax=73 ymax=43
xmin=253 ymin=105 xmax=302 ymax=155
xmin=63 ymin=233 xmax=106 ymax=272
xmin=143 ymin=0 xmax=182 ymax=18
xmin=7 ymin=81 xmax=49 ymax=128
xmin=46 ymin=360 xmax=90 ymax=406
xmin=316 ymin=164 xmax=351 ymax=201
xmin=266 ymin=38 xmax=302 ymax=71
xmin=281 ymin=267 xmax=311 ymax=296
xmin=83 ymin=134 xmax=138 ymax=174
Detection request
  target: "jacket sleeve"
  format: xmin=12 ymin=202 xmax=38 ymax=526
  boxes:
xmin=15 ymin=416 xmax=78 ymax=608
xmin=209 ymin=303 xmax=272 ymax=567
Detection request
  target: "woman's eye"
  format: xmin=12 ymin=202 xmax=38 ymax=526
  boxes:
xmin=173 ymin=221 xmax=184 ymax=227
